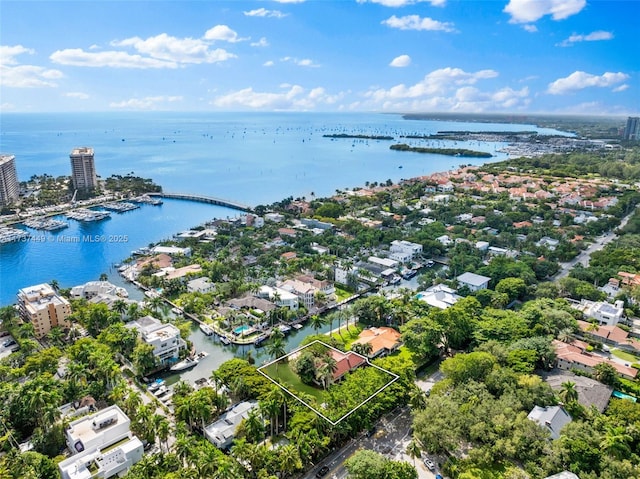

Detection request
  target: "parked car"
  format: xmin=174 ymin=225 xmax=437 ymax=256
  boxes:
xmin=0 ymin=330 xmax=10 ymax=338
xmin=316 ymin=466 xmax=330 ymax=478
xmin=423 ymin=458 xmax=435 ymax=471
xmin=2 ymin=339 xmax=16 ymax=348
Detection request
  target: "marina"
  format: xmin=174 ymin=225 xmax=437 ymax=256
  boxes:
xmin=22 ymin=218 xmax=69 ymax=231
xmin=0 ymin=227 xmax=29 ymax=244
xmin=102 ymin=202 xmax=140 ymax=213
xmin=66 ymin=208 xmax=111 ymax=222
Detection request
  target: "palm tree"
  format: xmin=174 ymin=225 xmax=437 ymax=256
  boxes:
xmin=309 ymin=314 xmax=326 ymax=334
xmin=267 ymin=336 xmax=286 ymax=372
xmin=47 ymin=326 xmax=65 ymax=347
xmin=127 ymin=302 xmax=142 ymax=321
xmin=244 ymin=408 xmax=265 ymax=443
xmin=149 ymin=296 xmax=165 ymax=318
xmin=559 ymin=381 xmax=579 ymax=404
xmin=351 ymin=342 xmax=372 ymax=357
xmin=99 ymin=273 xmax=109 ymax=281
xmin=557 ymin=328 xmax=574 ymax=344
xmin=278 ymin=443 xmax=302 ymax=478
xmin=600 ymin=424 xmax=633 ymax=460
xmin=50 ymin=279 xmax=59 ymax=292
xmin=112 ymin=299 xmax=127 ymax=318
xmin=406 ymin=439 xmax=422 ymax=468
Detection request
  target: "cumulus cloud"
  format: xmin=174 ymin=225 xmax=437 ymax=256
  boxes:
xmin=0 ymin=45 xmax=64 ymax=88
xmin=212 ymin=84 xmax=343 ymax=110
xmin=64 ymin=92 xmax=89 ymax=100
xmin=113 ymin=33 xmax=235 ymax=64
xmin=110 ymin=95 xmax=183 ymax=110
xmin=203 ymin=25 xmax=247 ymax=43
xmin=251 ymin=37 xmax=269 ymax=47
xmin=613 ymin=84 xmax=629 ymax=93
xmin=504 ymin=0 xmax=586 ymax=24
xmin=357 ymin=0 xmax=446 ymax=6
xmin=362 ymin=67 xmax=526 ymax=112
xmin=244 ymin=8 xmax=287 ymax=18
xmin=557 ymin=30 xmax=613 ymax=47
xmin=523 ymin=24 xmax=538 ymax=33
xmin=51 ymin=48 xmax=180 ymax=68
xmin=547 ymin=71 xmax=629 ymax=94
xmin=263 ymin=60 xmax=275 ymax=67
xmin=382 ymin=15 xmax=456 ymax=32
xmin=390 ymin=54 xmax=411 ymax=67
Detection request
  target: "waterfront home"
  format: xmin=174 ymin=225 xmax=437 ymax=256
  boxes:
xmin=389 ymin=240 xmax=423 ymax=263
xmin=150 ymin=245 xmax=192 ymax=256
xmin=456 ymin=272 xmax=491 ymax=292
xmin=18 ymin=283 xmax=72 ymax=338
xmin=204 ymin=401 xmax=258 ymax=449
xmin=329 ymin=349 xmax=367 ymax=382
xmin=127 ymin=316 xmax=186 ymax=367
xmin=70 ymin=281 xmax=129 ymax=300
xmin=59 ymin=405 xmax=143 ymax=479
xmin=527 ymin=405 xmax=572 ymax=440
xmin=258 ymin=286 xmax=299 ymax=310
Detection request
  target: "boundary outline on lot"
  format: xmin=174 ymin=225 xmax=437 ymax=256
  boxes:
xmin=257 ymin=339 xmax=400 ymax=425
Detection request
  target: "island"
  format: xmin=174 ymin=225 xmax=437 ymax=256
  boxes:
xmin=322 ymin=133 xmax=395 ymax=140
xmin=390 ymin=142 xmax=493 ymax=158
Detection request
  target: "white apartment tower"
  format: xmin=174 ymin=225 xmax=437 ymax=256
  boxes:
xmin=70 ymin=147 xmax=98 ymax=191
xmin=0 ymin=154 xmax=19 ymax=206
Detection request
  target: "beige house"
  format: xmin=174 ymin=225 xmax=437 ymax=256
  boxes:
xmin=18 ymin=283 xmax=71 ymax=338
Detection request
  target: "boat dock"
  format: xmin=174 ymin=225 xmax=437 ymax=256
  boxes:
xmin=148 ymin=192 xmax=252 ymax=212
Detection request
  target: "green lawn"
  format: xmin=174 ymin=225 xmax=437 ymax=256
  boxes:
xmin=611 ymin=348 xmax=640 ymax=363
xmin=334 ymin=286 xmax=354 ymax=303
xmin=330 ymin=324 xmax=364 ymax=349
xmin=263 ymin=362 xmax=327 ymax=404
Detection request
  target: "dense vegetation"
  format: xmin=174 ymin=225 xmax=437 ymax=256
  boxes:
xmin=390 ymin=143 xmax=493 ymax=158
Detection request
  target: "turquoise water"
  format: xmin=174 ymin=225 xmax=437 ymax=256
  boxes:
xmin=0 ymin=112 xmax=571 ymax=306
xmin=234 ymin=325 xmax=250 ymax=335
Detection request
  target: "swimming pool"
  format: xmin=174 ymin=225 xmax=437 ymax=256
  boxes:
xmin=234 ymin=325 xmax=250 ymax=335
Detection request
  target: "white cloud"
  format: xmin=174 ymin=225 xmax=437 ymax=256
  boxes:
xmin=272 ymin=0 xmax=305 ymax=3
xmin=362 ymin=67 xmax=525 ymax=112
xmin=382 ymin=15 xmax=456 ymax=32
xmin=113 ymin=33 xmax=235 ymax=64
xmin=557 ymin=30 xmax=614 ymax=47
xmin=263 ymin=60 xmax=275 ymax=67
xmin=64 ymin=92 xmax=89 ymax=100
xmin=390 ymin=54 xmax=411 ymax=67
xmin=212 ymin=84 xmax=343 ymax=110
xmin=523 ymin=24 xmax=538 ymax=32
xmin=51 ymin=48 xmax=179 ymax=68
xmin=357 ymin=0 xmax=446 ymax=6
xmin=243 ymin=8 xmax=287 ymax=18
xmin=251 ymin=37 xmax=269 ymax=47
xmin=280 ymin=56 xmax=320 ymax=67
xmin=612 ymin=84 xmax=629 ymax=93
xmin=203 ymin=25 xmax=247 ymax=43
xmin=110 ymin=95 xmax=183 ymax=110
xmin=0 ymin=45 xmax=64 ymax=88
xmin=1 ymin=45 xmax=35 ymax=64
xmin=547 ymin=71 xmax=629 ymax=94
xmin=504 ymin=0 xmax=586 ymax=24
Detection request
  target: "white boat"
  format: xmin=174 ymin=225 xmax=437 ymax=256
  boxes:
xmin=148 ymin=379 xmax=165 ymax=392
xmin=220 ymin=335 xmax=231 ymax=345
xmin=292 ymin=324 xmax=303 ymax=330
xmin=170 ymin=351 xmax=208 ymax=371
xmin=278 ymin=324 xmax=292 ymax=335
xmin=153 ymin=385 xmax=169 ymax=397
xmin=199 ymin=323 xmax=214 ymax=336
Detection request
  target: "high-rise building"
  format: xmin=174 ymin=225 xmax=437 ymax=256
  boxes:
xmin=70 ymin=147 xmax=98 ymax=191
xmin=18 ymin=283 xmax=72 ymax=338
xmin=0 ymin=154 xmax=19 ymax=207
xmin=623 ymin=117 xmax=640 ymax=141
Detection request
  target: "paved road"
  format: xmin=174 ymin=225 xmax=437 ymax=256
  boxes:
xmin=554 ymin=207 xmax=637 ymax=281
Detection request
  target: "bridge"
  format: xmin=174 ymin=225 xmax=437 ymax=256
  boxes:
xmin=148 ymin=192 xmax=252 ymax=212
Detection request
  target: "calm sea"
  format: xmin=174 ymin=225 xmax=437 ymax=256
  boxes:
xmin=0 ymin=112 xmax=568 ymax=307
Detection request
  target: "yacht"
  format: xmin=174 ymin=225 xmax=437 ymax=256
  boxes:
xmin=219 ymin=335 xmax=231 ymax=345
xmin=170 ymin=351 xmax=209 ymax=371
xmin=199 ymin=323 xmax=214 ymax=336
xmin=148 ymin=378 xmax=165 ymax=392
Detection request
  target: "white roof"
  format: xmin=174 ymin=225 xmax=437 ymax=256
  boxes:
xmin=456 ymin=272 xmax=491 ymax=287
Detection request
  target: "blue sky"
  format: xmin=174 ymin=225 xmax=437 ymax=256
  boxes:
xmin=1 ymin=0 xmax=638 ymax=114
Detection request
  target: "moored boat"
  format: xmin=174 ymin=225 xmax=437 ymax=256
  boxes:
xmin=199 ymin=323 xmax=214 ymax=336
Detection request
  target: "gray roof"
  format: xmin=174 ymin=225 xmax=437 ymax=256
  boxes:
xmin=544 ymin=472 xmax=580 ymax=479
xmin=541 ymin=369 xmax=613 ymax=413
xmin=528 ymin=405 xmax=572 ymax=440
xmin=456 ymin=272 xmax=491 ymax=287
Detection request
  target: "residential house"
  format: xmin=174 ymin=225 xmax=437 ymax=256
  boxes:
xmin=258 ymin=286 xmax=299 ymax=310
xmin=150 ymin=245 xmax=191 ymax=256
xmin=70 ymin=281 xmax=129 ymax=301
xmin=329 ymin=349 xmax=367 ymax=381
xmin=351 ymin=327 xmax=402 ymax=358
xmin=541 ymin=369 xmax=613 ymax=413
xmin=573 ymin=299 xmax=625 ymax=326
xmin=335 ymin=263 xmax=359 ymax=286
xmin=527 ymin=405 xmax=572 ymax=440
xmin=417 ymin=284 xmax=462 ymax=309
xmin=187 ymin=277 xmax=215 ymax=294
xmin=456 ymin=272 xmax=491 ymax=292
xmin=367 ymin=256 xmax=399 ymax=269
xmin=204 ymin=401 xmax=259 ymax=449
xmin=553 ymin=339 xmax=637 ymax=380
xmin=389 ymin=240 xmax=423 ymax=263
xmin=59 ymin=405 xmax=143 ymax=479
xmin=127 ymin=316 xmax=186 ymax=367
xmin=264 ymin=212 xmax=285 ymax=223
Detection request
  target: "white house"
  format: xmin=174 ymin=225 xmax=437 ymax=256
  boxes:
xmin=367 ymin=256 xmax=399 ymax=269
xmin=475 ymin=241 xmax=490 ymax=251
xmin=187 ymin=277 xmax=215 ymax=294
xmin=258 ymin=286 xmax=299 ymax=310
xmin=576 ymin=299 xmax=625 ymax=326
xmin=417 ymin=284 xmax=462 ymax=309
xmin=335 ymin=263 xmax=358 ymax=285
xmin=264 ymin=212 xmax=285 ymax=222
xmin=204 ymin=401 xmax=258 ymax=449
xmin=536 ymin=237 xmax=560 ymax=251
xmin=527 ymin=405 xmax=572 ymax=440
xmin=70 ymin=281 xmax=129 ymax=300
xmin=456 ymin=272 xmax=491 ymax=292
xmin=59 ymin=405 xmax=143 ymax=479
xmin=436 ymin=235 xmax=452 ymax=246
xmin=151 ymin=245 xmax=191 ymax=256
xmin=127 ymin=316 xmax=186 ymax=366
xmin=389 ymin=240 xmax=423 ymax=263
